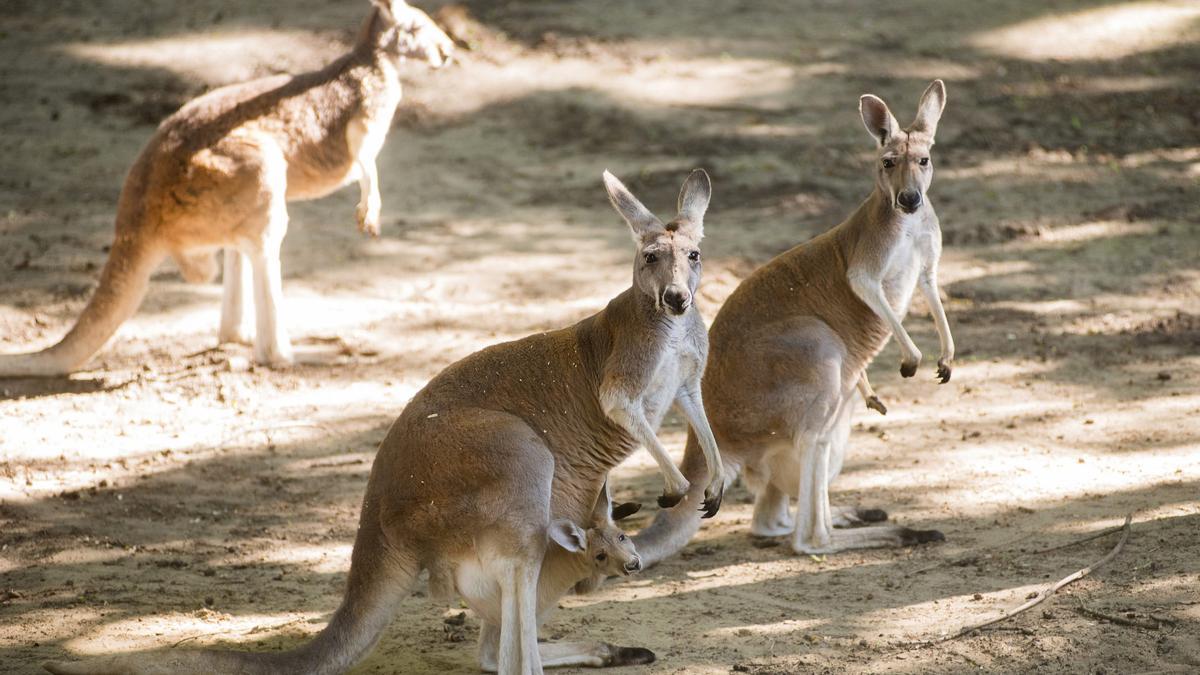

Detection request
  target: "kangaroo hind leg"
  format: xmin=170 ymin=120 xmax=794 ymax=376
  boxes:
xmin=218 ymin=247 xmax=255 ymax=345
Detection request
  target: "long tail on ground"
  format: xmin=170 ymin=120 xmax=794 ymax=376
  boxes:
xmin=43 ymin=497 xmax=417 ymax=675
xmin=633 ymin=431 xmax=710 ymax=567
xmin=0 ymin=229 xmax=164 ymax=377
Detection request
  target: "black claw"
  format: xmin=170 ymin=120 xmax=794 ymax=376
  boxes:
xmin=657 ymin=492 xmax=684 ymax=509
xmin=608 ymin=645 xmax=657 ymax=666
xmin=937 ymin=360 xmax=952 ymax=383
xmin=611 ymin=501 xmax=642 ymax=521
xmin=858 ymin=508 xmax=889 ymax=523
xmin=700 ymin=488 xmax=724 ymax=519
xmin=900 ymin=362 xmax=917 ymax=378
xmin=900 ymin=528 xmax=946 ymax=546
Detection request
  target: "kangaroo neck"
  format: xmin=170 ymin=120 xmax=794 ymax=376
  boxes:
xmin=345 ymin=9 xmax=403 ymax=78
xmin=540 ymin=546 xmax=590 ymax=593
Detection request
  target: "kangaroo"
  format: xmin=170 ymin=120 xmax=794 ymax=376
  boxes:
xmin=43 ymin=169 xmax=722 ymax=675
xmin=0 ymin=0 xmax=454 ymax=377
xmin=461 ymin=482 xmax=651 ymax=672
xmin=634 ymin=81 xmax=955 ymax=563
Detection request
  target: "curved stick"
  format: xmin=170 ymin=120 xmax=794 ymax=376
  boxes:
xmin=933 ymin=513 xmax=1132 ymax=643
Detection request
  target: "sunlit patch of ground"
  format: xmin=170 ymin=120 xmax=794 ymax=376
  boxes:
xmin=970 ymin=1 xmax=1200 ymax=62
xmin=2 ymin=0 xmax=1199 ymax=673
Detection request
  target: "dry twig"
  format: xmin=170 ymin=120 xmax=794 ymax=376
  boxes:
xmin=1026 ymin=523 xmax=1127 ymax=555
xmin=1073 ymin=601 xmax=1168 ymax=630
xmin=930 ymin=513 xmax=1133 ymax=644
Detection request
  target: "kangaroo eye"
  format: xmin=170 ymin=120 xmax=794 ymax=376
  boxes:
xmin=881 ymin=158 xmax=896 ymax=169
xmin=596 ymin=552 xmax=607 ymax=562
xmin=919 ymin=157 xmax=930 ymax=166
xmin=618 ymin=533 xmax=627 ymax=542
xmin=688 ymin=251 xmax=700 ymax=262
xmin=644 ymin=253 xmax=658 ymax=264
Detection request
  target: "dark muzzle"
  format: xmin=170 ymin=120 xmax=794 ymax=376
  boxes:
xmin=897 ymin=189 xmax=922 ymax=213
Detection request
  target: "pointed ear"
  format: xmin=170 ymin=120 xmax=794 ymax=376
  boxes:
xmin=911 ymin=79 xmax=946 ymax=137
xmin=548 ymin=519 xmax=587 ymax=553
xmin=591 ymin=479 xmax=615 ymax=525
xmin=675 ymin=168 xmax=711 ymax=237
xmin=859 ymin=94 xmax=900 ymax=147
xmin=370 ymin=0 xmax=396 ymax=22
xmin=603 ymin=170 xmax=662 ymax=243
xmin=611 ymin=501 xmax=642 ymax=521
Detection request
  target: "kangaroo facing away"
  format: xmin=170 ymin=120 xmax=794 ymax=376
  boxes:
xmin=0 ymin=0 xmax=453 ymax=377
xmin=44 ymin=169 xmax=722 ymax=675
xmin=635 ymin=81 xmax=955 ymax=563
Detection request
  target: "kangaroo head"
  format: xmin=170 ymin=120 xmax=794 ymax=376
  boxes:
xmin=547 ymin=518 xmax=642 ymax=576
xmin=602 ymin=169 xmax=712 ymax=316
xmin=369 ymin=0 xmax=455 ymax=68
xmin=859 ymin=79 xmax=946 ymax=215
xmin=587 ymin=525 xmax=642 ymax=576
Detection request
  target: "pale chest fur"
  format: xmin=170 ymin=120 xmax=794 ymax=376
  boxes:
xmin=639 ymin=318 xmax=704 ymax=428
xmin=880 ymin=214 xmax=935 ymax=320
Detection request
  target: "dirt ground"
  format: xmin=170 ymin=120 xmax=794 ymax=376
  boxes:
xmin=1 ymin=0 xmax=1199 ymax=673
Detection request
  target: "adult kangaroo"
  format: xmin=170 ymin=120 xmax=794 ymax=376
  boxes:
xmin=635 ymin=81 xmax=955 ymax=562
xmin=44 ymin=169 xmax=723 ymax=675
xmin=0 ymin=0 xmax=453 ymax=376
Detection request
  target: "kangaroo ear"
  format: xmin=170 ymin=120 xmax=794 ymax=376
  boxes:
xmin=611 ymin=502 xmax=642 ymax=521
xmin=603 ymin=170 xmax=662 ymax=243
xmin=675 ymin=168 xmax=711 ymax=238
xmin=370 ymin=0 xmax=397 ymax=22
xmin=911 ymin=79 xmax=946 ymax=137
xmin=859 ymin=94 xmax=900 ymax=147
xmin=548 ymin=519 xmax=587 ymax=553
xmin=591 ymin=479 xmax=616 ymax=525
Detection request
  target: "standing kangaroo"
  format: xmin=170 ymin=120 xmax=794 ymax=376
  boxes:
xmin=44 ymin=169 xmax=723 ymax=675
xmin=0 ymin=0 xmax=454 ymax=377
xmin=635 ymin=81 xmax=954 ymax=563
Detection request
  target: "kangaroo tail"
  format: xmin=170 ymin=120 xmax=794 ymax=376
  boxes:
xmin=633 ymin=430 xmax=711 ymax=567
xmin=44 ymin=497 xmax=417 ymax=675
xmin=0 ymin=229 xmax=164 ymax=377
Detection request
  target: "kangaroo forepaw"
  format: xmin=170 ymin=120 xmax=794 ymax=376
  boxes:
xmin=900 ymin=360 xmax=918 ymax=378
xmin=657 ymin=492 xmax=685 ymax=509
xmin=605 ymin=645 xmax=656 ymax=667
xmin=866 ymin=395 xmax=888 ymax=415
xmin=936 ymin=358 xmax=952 ymax=384
xmin=899 ymin=527 xmax=945 ymax=546
xmin=700 ymin=485 xmax=724 ymax=519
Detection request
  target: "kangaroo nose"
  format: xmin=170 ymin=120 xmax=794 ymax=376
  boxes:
xmin=897 ymin=190 xmax=922 ymax=212
xmin=624 ymin=559 xmax=642 ymax=573
xmin=662 ymin=289 xmax=689 ymax=314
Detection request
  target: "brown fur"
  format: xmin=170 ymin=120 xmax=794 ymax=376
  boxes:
xmin=0 ymin=0 xmax=453 ymax=377
xmin=635 ymin=81 xmax=956 ymax=562
xmin=44 ymin=170 xmax=716 ymax=675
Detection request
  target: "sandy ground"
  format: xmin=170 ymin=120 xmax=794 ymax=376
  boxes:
xmin=1 ymin=0 xmax=1199 ymax=673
